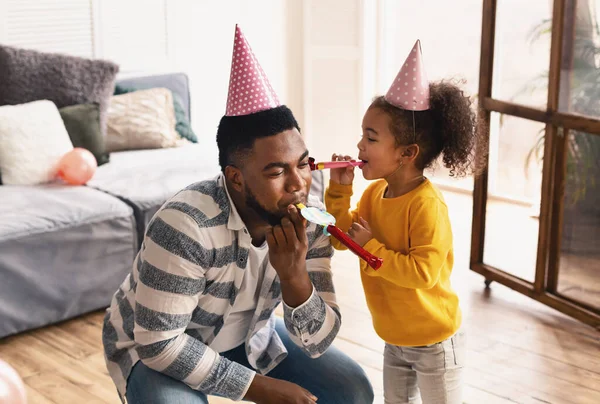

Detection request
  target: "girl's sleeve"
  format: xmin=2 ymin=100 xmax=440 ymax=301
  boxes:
xmin=324 ymin=181 xmax=360 ymax=251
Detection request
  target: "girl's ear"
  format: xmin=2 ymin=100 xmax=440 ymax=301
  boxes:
xmin=402 ymin=144 xmax=420 ymax=162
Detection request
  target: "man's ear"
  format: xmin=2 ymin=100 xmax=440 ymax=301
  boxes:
xmin=224 ymin=165 xmax=244 ymax=193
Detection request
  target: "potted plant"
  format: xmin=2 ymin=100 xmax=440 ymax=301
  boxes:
xmin=521 ymin=3 xmax=600 ymax=255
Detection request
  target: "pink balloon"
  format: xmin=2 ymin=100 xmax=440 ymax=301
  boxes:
xmin=0 ymin=359 xmax=27 ymax=404
xmin=57 ymin=147 xmax=97 ymax=185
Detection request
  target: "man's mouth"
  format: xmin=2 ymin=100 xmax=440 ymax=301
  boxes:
xmin=284 ymin=196 xmax=307 ymax=209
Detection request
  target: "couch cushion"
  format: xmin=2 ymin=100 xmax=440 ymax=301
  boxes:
xmin=114 ymin=83 xmax=197 ymax=143
xmin=0 ymin=44 xmax=119 ymax=137
xmin=0 ymin=185 xmax=137 ymax=338
xmin=0 ymin=184 xmax=133 ymax=241
xmin=88 ymin=145 xmax=220 ymax=232
xmin=116 ymin=73 xmax=191 ymax=123
xmin=0 ymin=100 xmax=74 ymax=185
xmin=106 ymin=88 xmax=184 ymax=152
xmin=59 ymin=103 xmax=110 ymax=166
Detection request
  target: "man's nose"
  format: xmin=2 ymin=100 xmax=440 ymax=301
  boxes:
xmin=286 ymin=168 xmax=306 ymax=193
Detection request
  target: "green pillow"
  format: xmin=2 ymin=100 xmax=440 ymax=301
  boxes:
xmin=59 ymin=103 xmax=110 ymax=166
xmin=114 ymin=84 xmax=198 ymax=143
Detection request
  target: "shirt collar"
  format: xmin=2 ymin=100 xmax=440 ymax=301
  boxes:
xmin=219 ymin=173 xmax=246 ymax=232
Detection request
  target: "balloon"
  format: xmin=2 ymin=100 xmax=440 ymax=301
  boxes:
xmin=57 ymin=148 xmax=97 ymax=185
xmin=0 ymin=359 xmax=27 ymax=404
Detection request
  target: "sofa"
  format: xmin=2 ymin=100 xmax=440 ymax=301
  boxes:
xmin=0 ymin=72 xmax=324 ymax=338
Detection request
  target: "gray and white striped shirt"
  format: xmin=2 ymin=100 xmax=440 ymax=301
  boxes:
xmin=102 ymin=174 xmax=339 ymax=401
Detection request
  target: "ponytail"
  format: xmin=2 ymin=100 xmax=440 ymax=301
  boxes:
xmin=369 ymin=79 xmax=487 ymax=177
xmin=427 ymin=79 xmax=487 ymax=177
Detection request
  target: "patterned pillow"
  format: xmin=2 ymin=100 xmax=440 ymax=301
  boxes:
xmin=0 ymin=44 xmax=119 ymax=137
xmin=106 ymin=88 xmax=186 ymax=152
xmin=0 ymin=100 xmax=73 ymax=185
xmin=114 ymin=83 xmax=198 ymax=143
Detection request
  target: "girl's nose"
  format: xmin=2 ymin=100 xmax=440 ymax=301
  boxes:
xmin=357 ymin=137 xmax=365 ymax=150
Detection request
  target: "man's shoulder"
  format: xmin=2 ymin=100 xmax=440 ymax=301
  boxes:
xmin=179 ymin=174 xmax=228 ymax=204
xmin=155 ymin=174 xmax=232 ymax=231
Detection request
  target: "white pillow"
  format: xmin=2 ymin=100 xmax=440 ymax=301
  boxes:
xmin=0 ymin=100 xmax=74 ymax=185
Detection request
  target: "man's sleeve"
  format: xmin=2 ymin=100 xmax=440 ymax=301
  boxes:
xmin=282 ymin=219 xmax=340 ymax=358
xmin=133 ymin=207 xmax=255 ymax=401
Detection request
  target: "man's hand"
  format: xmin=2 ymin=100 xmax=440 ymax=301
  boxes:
xmin=266 ymin=205 xmax=308 ymax=281
xmin=244 ymin=375 xmax=318 ymax=404
xmin=329 ymin=153 xmax=355 ymax=185
xmin=347 ymin=217 xmax=372 ymax=247
xmin=266 ymin=204 xmax=313 ymax=308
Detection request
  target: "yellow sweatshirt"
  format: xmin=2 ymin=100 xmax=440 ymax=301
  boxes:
xmin=325 ymin=179 xmax=461 ymax=346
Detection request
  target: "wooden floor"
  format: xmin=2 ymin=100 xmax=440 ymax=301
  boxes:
xmin=1 ymin=190 xmax=599 ymax=404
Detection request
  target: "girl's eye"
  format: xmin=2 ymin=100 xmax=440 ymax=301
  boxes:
xmin=361 ymin=133 xmax=376 ymax=142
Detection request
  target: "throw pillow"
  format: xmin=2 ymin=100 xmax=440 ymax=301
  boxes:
xmin=114 ymin=83 xmax=198 ymax=143
xmin=59 ymin=103 xmax=110 ymax=166
xmin=106 ymin=88 xmax=185 ymax=152
xmin=0 ymin=44 xmax=119 ymax=137
xmin=0 ymin=100 xmax=74 ymax=185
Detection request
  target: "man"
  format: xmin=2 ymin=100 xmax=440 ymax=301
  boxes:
xmin=102 ymin=25 xmax=374 ymax=404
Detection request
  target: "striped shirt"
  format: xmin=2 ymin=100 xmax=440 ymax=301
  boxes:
xmin=102 ymin=174 xmax=339 ymax=401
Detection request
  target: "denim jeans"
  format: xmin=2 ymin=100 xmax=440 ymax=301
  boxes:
xmin=126 ymin=319 xmax=374 ymax=404
xmin=383 ymin=330 xmax=466 ymax=404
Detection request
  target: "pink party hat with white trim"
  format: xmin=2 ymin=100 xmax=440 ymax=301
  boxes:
xmin=385 ymin=40 xmax=430 ymax=111
xmin=225 ymin=25 xmax=280 ymax=116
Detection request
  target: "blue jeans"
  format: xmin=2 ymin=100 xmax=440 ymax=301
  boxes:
xmin=126 ymin=319 xmax=374 ymax=404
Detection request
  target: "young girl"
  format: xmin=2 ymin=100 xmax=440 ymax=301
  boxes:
xmin=325 ymin=40 xmax=486 ymax=404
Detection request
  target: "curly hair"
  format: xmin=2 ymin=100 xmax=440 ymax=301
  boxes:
xmin=370 ymin=79 xmax=488 ymax=177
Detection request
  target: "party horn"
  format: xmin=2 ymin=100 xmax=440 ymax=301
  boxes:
xmin=296 ymin=203 xmax=383 ymax=270
xmin=308 ymin=157 xmax=364 ymax=171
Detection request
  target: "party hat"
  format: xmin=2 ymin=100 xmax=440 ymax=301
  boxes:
xmin=225 ymin=25 xmax=280 ymax=116
xmin=385 ymin=40 xmax=430 ymax=111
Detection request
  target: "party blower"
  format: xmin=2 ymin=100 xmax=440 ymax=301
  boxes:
xmin=296 ymin=203 xmax=383 ymax=270
xmin=308 ymin=157 xmax=364 ymax=171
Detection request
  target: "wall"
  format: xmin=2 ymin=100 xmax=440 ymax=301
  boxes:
xmin=0 ymin=0 xmax=305 ymax=159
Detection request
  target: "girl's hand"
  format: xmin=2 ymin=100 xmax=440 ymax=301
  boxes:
xmin=347 ymin=217 xmax=372 ymax=247
xmin=329 ymin=153 xmax=355 ymax=185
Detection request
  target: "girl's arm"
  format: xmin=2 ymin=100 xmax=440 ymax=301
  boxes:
xmin=324 ymin=181 xmax=360 ymax=250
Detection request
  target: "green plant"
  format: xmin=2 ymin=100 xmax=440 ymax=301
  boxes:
xmin=518 ymin=7 xmax=600 ymax=206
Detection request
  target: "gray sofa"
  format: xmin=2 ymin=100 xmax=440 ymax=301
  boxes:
xmin=0 ymin=73 xmax=324 ymax=338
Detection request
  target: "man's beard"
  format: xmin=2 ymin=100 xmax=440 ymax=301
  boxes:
xmin=245 ymin=185 xmax=285 ymax=226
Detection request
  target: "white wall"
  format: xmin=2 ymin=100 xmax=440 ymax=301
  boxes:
xmin=0 ymin=0 xmax=366 ymax=166
xmin=165 ymin=0 xmax=308 ymax=157
xmin=302 ymin=0 xmax=363 ymax=157
xmin=0 ymin=0 xmax=305 ymax=159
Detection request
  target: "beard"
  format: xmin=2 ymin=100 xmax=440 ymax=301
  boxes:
xmin=245 ymin=184 xmax=285 ymax=226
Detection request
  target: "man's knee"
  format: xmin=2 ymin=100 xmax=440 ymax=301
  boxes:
xmin=344 ymin=363 xmax=375 ymax=404
xmin=321 ymin=359 xmax=374 ymax=404
xmin=126 ymin=362 xmax=209 ymax=404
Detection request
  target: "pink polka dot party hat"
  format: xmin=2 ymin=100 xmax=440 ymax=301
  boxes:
xmin=225 ymin=25 xmax=280 ymax=116
xmin=385 ymin=40 xmax=430 ymax=111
